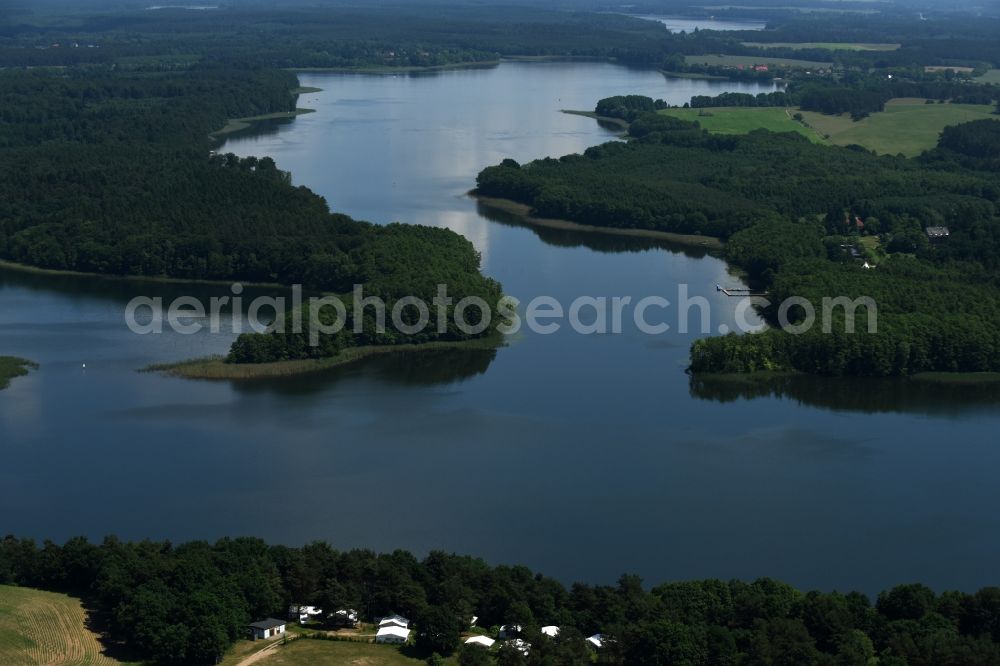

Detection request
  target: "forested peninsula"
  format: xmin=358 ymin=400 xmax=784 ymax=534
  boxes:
xmin=476 ymin=94 xmax=1000 ymax=378
xmin=4 ymin=535 xmax=1000 ymax=665
xmin=0 ymin=64 xmax=502 ymax=370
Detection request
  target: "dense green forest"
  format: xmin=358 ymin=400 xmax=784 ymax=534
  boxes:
xmin=477 ymin=95 xmax=1000 ymax=377
xmin=3 ymin=535 xmax=1000 ymax=665
xmin=0 ymin=62 xmax=501 ymax=364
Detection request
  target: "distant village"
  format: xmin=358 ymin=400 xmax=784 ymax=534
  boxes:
xmin=243 ymin=604 xmax=606 ymax=657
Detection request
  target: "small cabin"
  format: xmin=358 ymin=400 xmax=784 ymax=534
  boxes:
xmin=249 ymin=618 xmax=286 ymax=640
xmin=926 ymin=226 xmax=950 ymax=241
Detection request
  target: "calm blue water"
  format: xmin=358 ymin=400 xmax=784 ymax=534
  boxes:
xmin=2 ymin=62 xmax=999 ymax=594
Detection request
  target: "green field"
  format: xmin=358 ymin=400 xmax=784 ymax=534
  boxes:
xmin=799 ymin=99 xmax=997 ymax=156
xmin=685 ymin=54 xmax=832 ymax=69
xmin=0 ymin=586 xmax=134 ymax=666
xmin=975 ymin=69 xmax=1000 ymax=84
xmin=741 ymin=41 xmax=900 ymax=51
xmin=660 ymin=99 xmax=997 ymax=157
xmin=0 ymin=357 xmax=36 ymax=390
xmin=658 ymin=106 xmax=821 ymax=141
xmin=221 ymin=638 xmax=457 ymax=666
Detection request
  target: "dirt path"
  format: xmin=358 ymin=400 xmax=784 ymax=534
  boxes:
xmin=235 ymin=636 xmax=298 ymax=666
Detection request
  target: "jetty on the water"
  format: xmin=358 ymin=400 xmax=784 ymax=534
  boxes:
xmin=716 ymin=284 xmax=769 ymax=297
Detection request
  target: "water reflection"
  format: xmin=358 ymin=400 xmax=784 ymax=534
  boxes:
xmin=690 ymin=373 xmax=1000 ymax=416
xmin=229 ymin=347 xmax=499 ymax=396
xmin=475 ymin=200 xmax=715 ymax=259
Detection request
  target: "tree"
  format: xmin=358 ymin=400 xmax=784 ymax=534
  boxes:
xmin=416 ymin=605 xmax=463 ymax=656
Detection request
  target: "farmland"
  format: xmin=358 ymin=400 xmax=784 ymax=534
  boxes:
xmin=658 ymin=106 xmax=821 ymax=141
xmin=684 ymin=54 xmax=832 ymax=68
xmin=0 ymin=586 xmax=134 ymax=666
xmin=659 ymin=99 xmax=997 ymax=157
xmin=742 ymin=42 xmax=900 ymax=51
xmin=799 ymin=99 xmax=997 ymax=156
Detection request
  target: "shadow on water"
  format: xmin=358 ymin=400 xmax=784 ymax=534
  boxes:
xmin=689 ymin=372 xmax=1000 ymax=416
xmin=0 ymin=266 xmax=293 ymax=312
xmin=228 ymin=347 xmax=499 ymax=396
xmin=475 ymin=200 xmax=714 ymax=259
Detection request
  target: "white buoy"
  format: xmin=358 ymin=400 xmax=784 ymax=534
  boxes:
xmin=82 ymin=363 xmax=86 ymax=369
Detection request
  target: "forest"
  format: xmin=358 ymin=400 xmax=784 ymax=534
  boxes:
xmin=477 ymin=97 xmax=1000 ymax=377
xmin=3 ymin=535 xmax=1000 ymax=665
xmin=0 ymin=63 xmax=502 ymax=364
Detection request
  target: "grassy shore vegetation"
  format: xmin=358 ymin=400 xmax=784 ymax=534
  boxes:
xmin=474 ymin=194 xmax=723 ymax=250
xmin=6 ymin=536 xmax=1000 ymax=665
xmin=0 ymin=357 xmax=37 ymax=390
xmin=209 ymin=109 xmax=316 ymax=140
xmin=479 ymin=96 xmax=1000 ymax=377
xmin=0 ymin=586 xmax=136 ymax=666
xmin=147 ymin=333 xmax=504 ymax=380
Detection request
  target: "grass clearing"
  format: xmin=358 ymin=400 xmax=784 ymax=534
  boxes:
xmin=0 ymin=357 xmax=37 ymax=390
xmin=658 ymin=106 xmax=820 ymax=141
xmin=657 ymin=99 xmax=996 ymax=157
xmin=975 ymin=69 xmax=1000 ymax=84
xmin=0 ymin=586 xmax=135 ymax=666
xmin=684 ymin=54 xmax=832 ymax=69
xmin=799 ymin=99 xmax=997 ymax=156
xmin=742 ymin=42 xmax=899 ymax=51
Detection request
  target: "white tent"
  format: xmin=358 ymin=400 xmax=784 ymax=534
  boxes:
xmin=586 ymin=633 xmax=603 ymax=649
xmin=376 ymin=626 xmax=410 ymax=644
xmin=540 ymin=625 xmax=560 ymax=638
xmin=465 ymin=635 xmax=495 ymax=648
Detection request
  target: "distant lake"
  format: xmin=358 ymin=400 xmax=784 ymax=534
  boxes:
xmin=3 ymin=61 xmax=1000 ymax=595
xmin=631 ymin=15 xmax=767 ymax=32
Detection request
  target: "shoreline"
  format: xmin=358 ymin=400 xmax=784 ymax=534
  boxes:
xmin=209 ymin=108 xmax=315 ymax=140
xmin=288 ymin=60 xmax=500 ymax=74
xmin=146 ymin=334 xmax=505 ymax=381
xmin=0 ymin=258 xmax=286 ymax=289
xmin=0 ymin=356 xmax=38 ymax=391
xmin=689 ymin=369 xmax=1000 ymax=385
xmin=560 ymin=109 xmax=630 ymax=132
xmin=472 ymin=193 xmax=724 ymax=250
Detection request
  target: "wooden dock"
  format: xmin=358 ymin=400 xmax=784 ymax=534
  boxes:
xmin=716 ymin=284 xmax=769 ymax=297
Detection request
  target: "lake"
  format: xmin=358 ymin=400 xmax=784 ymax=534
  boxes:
xmin=3 ymin=61 xmax=1000 ymax=595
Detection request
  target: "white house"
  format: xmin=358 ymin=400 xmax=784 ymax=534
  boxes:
xmin=465 ymin=635 xmax=495 ymax=648
xmin=376 ymin=625 xmax=410 ymax=644
xmin=540 ymin=625 xmax=560 ymax=638
xmin=288 ymin=605 xmax=323 ymax=624
xmin=586 ymin=633 xmax=603 ymax=649
xmin=378 ymin=614 xmax=410 ymax=629
xmin=248 ymin=618 xmax=286 ymax=640
xmin=505 ymin=638 xmax=530 ymax=655
xmin=331 ymin=608 xmax=360 ymax=627
xmin=498 ymin=624 xmax=522 ymax=639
